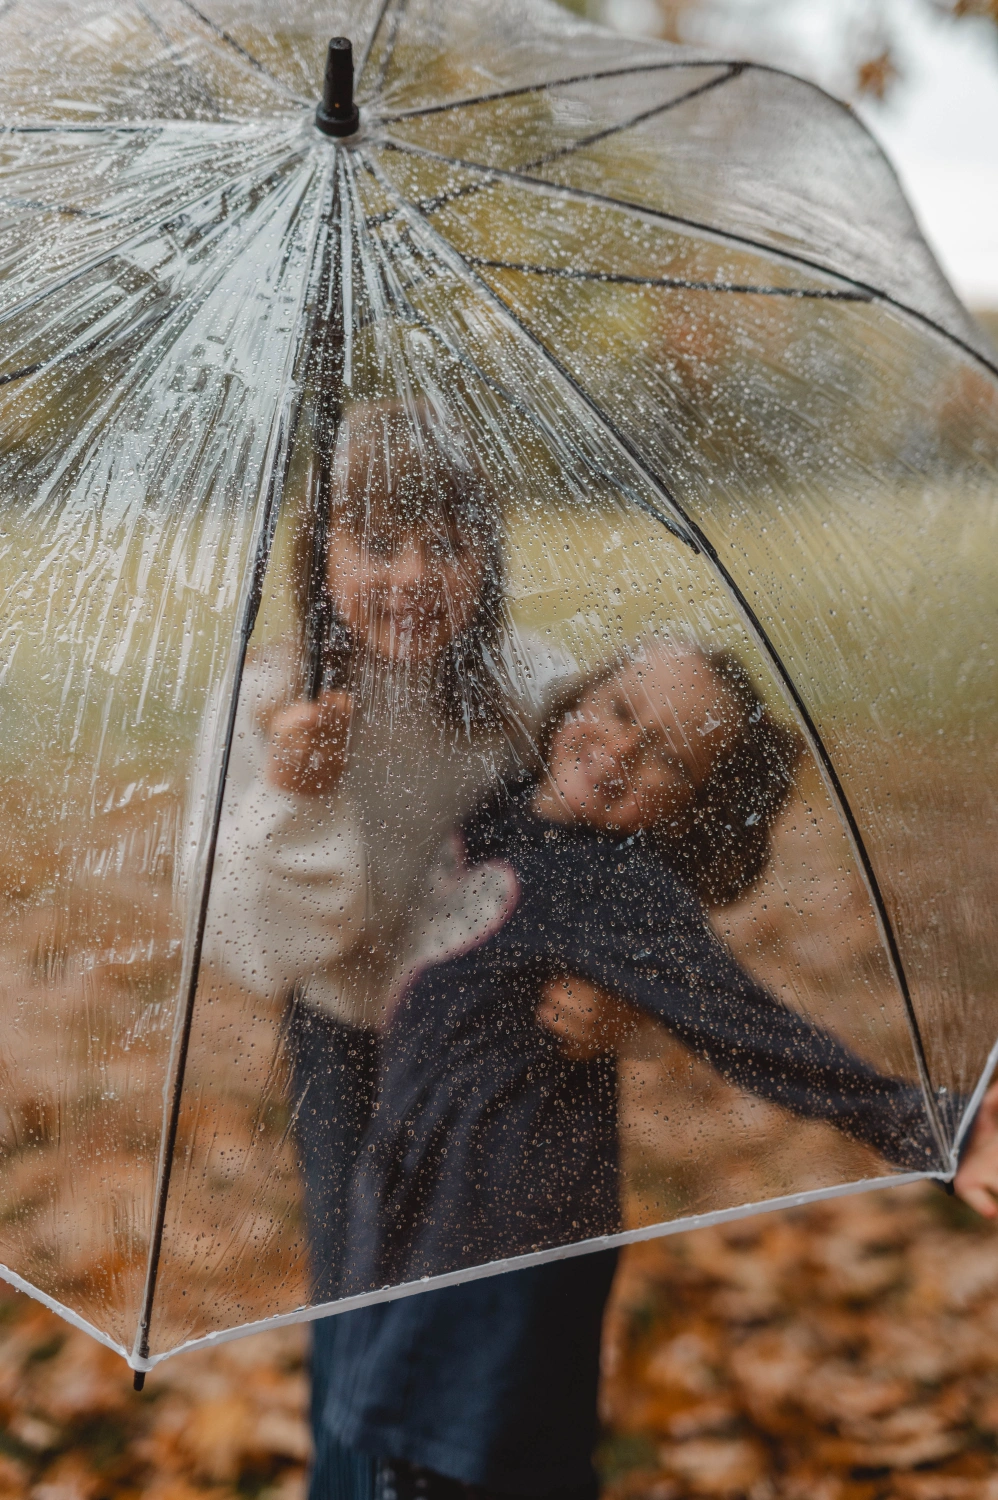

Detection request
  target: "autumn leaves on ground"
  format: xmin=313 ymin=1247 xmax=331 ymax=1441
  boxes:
xmin=0 ymin=1183 xmax=996 ymax=1500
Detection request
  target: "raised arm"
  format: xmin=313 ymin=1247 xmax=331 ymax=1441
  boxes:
xmin=204 ymin=672 xmax=370 ymax=997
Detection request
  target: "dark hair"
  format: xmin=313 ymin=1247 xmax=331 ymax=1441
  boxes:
xmin=291 ymin=399 xmax=507 ymax=735
xmin=667 ymin=650 xmax=803 ymax=906
xmin=536 ymin=644 xmax=803 ymax=907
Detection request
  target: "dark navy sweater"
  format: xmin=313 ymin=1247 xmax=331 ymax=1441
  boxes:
xmin=345 ymin=790 xmax=939 ymax=1289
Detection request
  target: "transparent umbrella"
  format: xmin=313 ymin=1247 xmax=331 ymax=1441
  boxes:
xmin=1 ymin=0 xmax=996 ymax=1384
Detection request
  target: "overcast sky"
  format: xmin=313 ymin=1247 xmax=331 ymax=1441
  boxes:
xmin=856 ymin=6 xmax=998 ymax=309
xmin=596 ymin=0 xmax=998 ymax=309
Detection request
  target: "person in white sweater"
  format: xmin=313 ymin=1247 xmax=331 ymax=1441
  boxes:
xmin=207 ymin=397 xmax=575 ymax=1486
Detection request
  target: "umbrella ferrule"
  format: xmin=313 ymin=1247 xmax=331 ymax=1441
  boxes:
xmin=316 ymin=36 xmax=360 ymax=137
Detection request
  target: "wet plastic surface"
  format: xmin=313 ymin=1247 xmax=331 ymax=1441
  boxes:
xmin=0 ymin=0 xmax=995 ymax=1368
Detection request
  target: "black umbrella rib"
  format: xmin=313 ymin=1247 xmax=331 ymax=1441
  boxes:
xmin=1 ymin=124 xmax=159 ymax=135
xmin=387 ymin=46 xmax=988 ymax=357
xmin=0 ymin=193 xmax=110 ymax=220
xmin=462 ymin=257 xmax=871 ymax=300
xmin=171 ymin=0 xmax=310 ymax=104
xmin=130 ymin=159 xmax=333 ymax=1384
xmin=0 ymin=304 xmax=175 ymax=387
xmin=132 ymin=0 xmax=224 ymax=120
xmin=373 ymin=249 xmax=692 ymax=539
xmin=362 ymin=155 xmax=698 ymax=538
xmin=375 ymin=136 xmax=856 ymax=296
xmin=379 ymin=57 xmax=747 ymax=122
xmin=376 ymin=138 xmax=998 ymax=380
xmin=378 ymin=67 xmax=738 ymax=222
xmin=358 ymin=0 xmax=410 ymax=98
xmin=370 ymin=166 xmax=951 ymax=1164
xmin=517 ymin=64 xmax=740 ymax=175
xmin=356 ymin=0 xmax=395 ymax=81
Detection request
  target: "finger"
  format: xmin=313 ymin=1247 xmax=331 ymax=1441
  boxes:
xmin=538 ymin=998 xmax=587 ymax=1043
xmin=955 ymin=1180 xmax=998 ymax=1218
xmin=269 ymin=701 xmax=323 ymax=740
xmin=537 ymin=998 xmax=596 ymax=1060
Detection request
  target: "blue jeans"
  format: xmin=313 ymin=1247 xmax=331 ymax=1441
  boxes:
xmin=290 ymin=1004 xmax=618 ymax=1498
xmin=313 ymin=1252 xmax=618 ymax=1497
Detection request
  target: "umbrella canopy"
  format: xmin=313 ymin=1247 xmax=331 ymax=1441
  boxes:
xmin=1 ymin=0 xmax=996 ymax=1378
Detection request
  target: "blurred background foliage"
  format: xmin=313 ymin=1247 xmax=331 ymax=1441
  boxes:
xmin=560 ymin=0 xmax=998 ymax=101
xmin=558 ymin=0 xmax=998 ymax=349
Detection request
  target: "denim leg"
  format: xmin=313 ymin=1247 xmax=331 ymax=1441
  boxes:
xmin=307 ymin=1431 xmax=378 ymax=1500
xmin=320 ymin=1251 xmax=620 ymax=1496
xmin=287 ymin=1000 xmax=378 ymax=1302
xmin=285 ymin=1001 xmax=378 ymax=1500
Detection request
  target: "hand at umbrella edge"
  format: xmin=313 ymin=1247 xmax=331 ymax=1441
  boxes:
xmin=266 ymin=690 xmax=352 ymax=797
xmin=953 ymin=1078 xmax=998 ymax=1218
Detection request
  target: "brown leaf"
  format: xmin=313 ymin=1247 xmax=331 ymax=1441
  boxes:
xmin=658 ymin=1438 xmax=766 ymax=1496
xmin=179 ymin=1396 xmax=259 ymax=1484
xmin=29 ymin=1456 xmax=98 ymax=1500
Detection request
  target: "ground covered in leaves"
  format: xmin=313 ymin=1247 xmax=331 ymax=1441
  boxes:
xmin=0 ymin=1184 xmax=996 ymax=1500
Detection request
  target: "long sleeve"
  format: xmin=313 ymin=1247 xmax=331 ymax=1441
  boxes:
xmin=555 ymin=852 xmax=944 ymax=1173
xmin=206 ymin=771 xmax=369 ymax=997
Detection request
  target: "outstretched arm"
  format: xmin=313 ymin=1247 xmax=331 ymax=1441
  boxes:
xmin=543 ymin=859 xmax=944 ymax=1174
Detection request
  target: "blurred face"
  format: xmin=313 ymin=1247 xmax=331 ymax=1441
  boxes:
xmin=326 ymin=494 xmax=488 ymax=665
xmin=539 ymin=650 xmax=739 ymax=835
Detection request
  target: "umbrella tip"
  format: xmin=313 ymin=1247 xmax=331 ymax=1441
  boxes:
xmin=316 ymin=36 xmax=360 ymax=138
xmin=133 ymin=1370 xmax=146 ymax=1392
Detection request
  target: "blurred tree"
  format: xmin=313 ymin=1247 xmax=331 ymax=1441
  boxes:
xmin=572 ymin=0 xmax=997 ymax=101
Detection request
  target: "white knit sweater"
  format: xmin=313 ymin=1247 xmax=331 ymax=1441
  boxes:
xmin=204 ymin=628 xmax=574 ymax=1028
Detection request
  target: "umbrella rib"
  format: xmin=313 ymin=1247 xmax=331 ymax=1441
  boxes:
xmin=1 ymin=124 xmax=160 ymax=135
xmin=132 ymin=0 xmax=224 ymax=121
xmin=514 ymin=64 xmax=741 ymax=175
xmin=378 ymin=57 xmax=746 ymax=122
xmin=130 ymin=156 xmax=334 ymax=1378
xmin=361 ymin=167 xmax=699 ymax=545
xmin=374 ymin=136 xmax=857 ymax=296
xmin=461 ymin=257 xmax=871 ymax=300
xmin=0 ymin=303 xmax=174 ymax=388
xmin=0 ymin=192 xmax=107 ymax=220
xmin=358 ymin=0 xmax=411 ymax=98
xmin=376 ymin=248 xmax=689 ymax=537
xmin=356 ymin=0 xmax=395 ymax=81
xmin=0 ymin=144 xmax=308 ymax=333
xmin=367 ymin=160 xmax=951 ymax=1164
xmin=360 ymin=70 xmax=732 ymax=228
xmin=375 ymin=66 xmax=738 ymax=217
xmin=375 ymin=136 xmax=998 ymax=378
xmin=170 ymin=0 xmax=310 ymax=104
